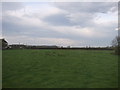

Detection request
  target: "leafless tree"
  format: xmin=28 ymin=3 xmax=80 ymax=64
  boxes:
xmin=111 ymin=36 xmax=120 ymax=55
xmin=112 ymin=36 xmax=120 ymax=47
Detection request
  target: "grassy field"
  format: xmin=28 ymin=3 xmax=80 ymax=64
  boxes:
xmin=2 ymin=49 xmax=118 ymax=88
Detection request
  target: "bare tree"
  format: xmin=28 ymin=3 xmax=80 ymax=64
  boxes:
xmin=112 ymin=36 xmax=120 ymax=47
xmin=111 ymin=36 xmax=120 ymax=55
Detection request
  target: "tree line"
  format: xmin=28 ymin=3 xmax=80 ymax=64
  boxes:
xmin=0 ymin=37 xmax=120 ymax=55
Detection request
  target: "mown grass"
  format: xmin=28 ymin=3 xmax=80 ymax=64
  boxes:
xmin=2 ymin=49 xmax=118 ymax=88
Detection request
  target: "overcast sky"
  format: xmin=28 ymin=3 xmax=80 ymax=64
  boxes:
xmin=1 ymin=2 xmax=118 ymax=47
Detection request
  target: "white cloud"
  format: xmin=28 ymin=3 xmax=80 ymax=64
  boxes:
xmin=2 ymin=2 xmax=118 ymax=46
xmin=93 ymin=11 xmax=117 ymax=25
xmin=23 ymin=4 xmax=67 ymax=19
xmin=5 ymin=35 xmax=80 ymax=46
xmin=4 ymin=9 xmax=107 ymax=39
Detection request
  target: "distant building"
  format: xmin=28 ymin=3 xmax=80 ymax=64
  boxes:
xmin=0 ymin=38 xmax=8 ymax=50
xmin=9 ymin=44 xmax=26 ymax=49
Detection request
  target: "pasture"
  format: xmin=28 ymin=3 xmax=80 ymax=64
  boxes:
xmin=2 ymin=49 xmax=118 ymax=88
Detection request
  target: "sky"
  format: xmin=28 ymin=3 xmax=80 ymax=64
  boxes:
xmin=1 ymin=2 xmax=118 ymax=47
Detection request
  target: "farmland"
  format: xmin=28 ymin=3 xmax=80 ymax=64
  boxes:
xmin=2 ymin=49 xmax=118 ymax=88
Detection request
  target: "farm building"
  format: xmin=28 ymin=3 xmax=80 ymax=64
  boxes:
xmin=0 ymin=38 xmax=8 ymax=50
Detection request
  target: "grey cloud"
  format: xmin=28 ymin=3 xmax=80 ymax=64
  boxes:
xmin=43 ymin=14 xmax=74 ymax=26
xmin=2 ymin=15 xmax=69 ymax=38
xmin=3 ymin=15 xmax=117 ymax=47
xmin=2 ymin=2 xmax=24 ymax=11
xmin=45 ymin=2 xmax=117 ymax=27
xmin=43 ymin=11 xmax=95 ymax=27
xmin=2 ymin=2 xmax=118 ymax=46
xmin=68 ymin=13 xmax=95 ymax=27
xmin=3 ymin=18 xmax=116 ymax=46
xmin=53 ymin=2 xmax=117 ymax=13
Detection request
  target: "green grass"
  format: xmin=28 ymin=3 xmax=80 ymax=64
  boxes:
xmin=2 ymin=49 xmax=118 ymax=88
